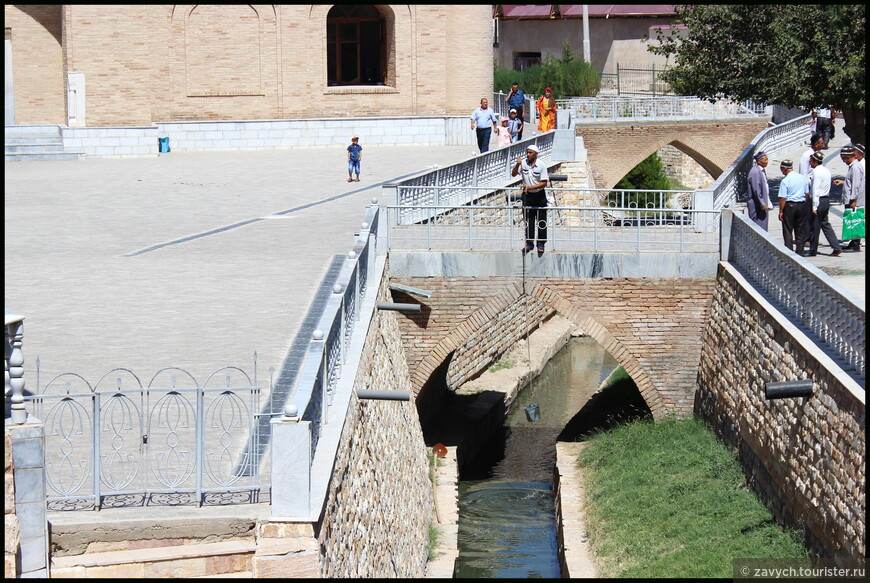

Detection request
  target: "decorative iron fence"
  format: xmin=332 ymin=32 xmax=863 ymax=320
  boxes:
xmin=700 ymin=113 xmax=812 ymax=209
xmin=560 ymin=95 xmax=760 ymax=121
xmin=726 ymin=212 xmax=865 ymax=379
xmin=25 ymin=360 xmax=267 ymax=510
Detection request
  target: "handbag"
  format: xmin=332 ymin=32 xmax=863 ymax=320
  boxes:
xmin=842 ymin=207 xmax=865 ymax=239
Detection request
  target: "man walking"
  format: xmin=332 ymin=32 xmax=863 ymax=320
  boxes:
xmin=505 ymin=82 xmax=526 ymax=141
xmin=470 ymin=97 xmax=499 ymax=154
xmin=746 ymin=151 xmax=772 ymax=230
xmin=777 ymin=159 xmax=810 ymax=255
xmin=806 ymin=150 xmax=842 ymax=257
xmin=512 ymin=144 xmax=549 ymax=254
xmin=812 ymin=107 xmax=834 ymax=148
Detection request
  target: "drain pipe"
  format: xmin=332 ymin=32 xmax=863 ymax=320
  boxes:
xmin=356 ymin=389 xmax=411 ymax=401
xmin=377 ymin=302 xmax=421 ymax=312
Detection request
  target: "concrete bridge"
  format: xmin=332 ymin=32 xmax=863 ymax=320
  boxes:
xmin=4 ymin=100 xmax=865 ymax=577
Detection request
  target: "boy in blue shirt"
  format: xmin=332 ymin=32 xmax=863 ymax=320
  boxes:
xmin=347 ymin=136 xmax=362 ymax=182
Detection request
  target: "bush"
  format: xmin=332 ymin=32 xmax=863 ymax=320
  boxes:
xmin=494 ymin=40 xmax=600 ymax=99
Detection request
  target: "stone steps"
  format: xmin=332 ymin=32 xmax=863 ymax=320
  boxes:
xmin=50 ymin=540 xmax=257 ymax=578
xmin=4 ymin=125 xmax=85 ymax=161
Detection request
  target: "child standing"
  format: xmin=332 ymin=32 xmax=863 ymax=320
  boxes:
xmin=347 ymin=136 xmax=362 ymax=182
xmin=497 ymin=117 xmax=512 ymax=148
xmin=507 ymin=108 xmax=524 ymax=143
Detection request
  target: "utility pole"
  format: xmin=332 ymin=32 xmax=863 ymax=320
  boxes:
xmin=582 ymin=5 xmax=591 ymax=63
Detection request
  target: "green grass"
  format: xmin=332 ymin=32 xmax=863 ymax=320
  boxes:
xmin=488 ymin=355 xmax=517 ymax=373
xmin=428 ymin=524 xmax=441 ymax=562
xmin=578 ymin=417 xmax=808 ymax=577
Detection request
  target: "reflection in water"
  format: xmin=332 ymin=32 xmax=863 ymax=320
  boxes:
xmin=455 ymin=337 xmax=618 ymax=578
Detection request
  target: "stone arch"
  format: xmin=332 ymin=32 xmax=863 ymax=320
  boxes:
xmin=530 ymin=282 xmax=672 ymax=418
xmin=408 ymin=279 xmax=674 ymax=420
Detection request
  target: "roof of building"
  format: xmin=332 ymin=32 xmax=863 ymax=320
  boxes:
xmin=495 ymin=5 xmax=675 ymax=19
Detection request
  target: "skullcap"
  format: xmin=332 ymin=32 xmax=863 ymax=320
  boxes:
xmin=780 ymin=159 xmax=793 ymax=168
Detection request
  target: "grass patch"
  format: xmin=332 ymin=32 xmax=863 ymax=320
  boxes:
xmin=488 ymin=355 xmax=517 ymax=373
xmin=578 ymin=417 xmax=808 ymax=577
xmin=428 ymin=524 xmax=441 ymax=561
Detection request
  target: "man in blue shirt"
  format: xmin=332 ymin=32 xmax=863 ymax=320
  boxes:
xmin=470 ymin=98 xmax=499 ymax=153
xmin=777 ymin=159 xmax=811 ymax=255
xmin=505 ymin=82 xmax=526 ymax=140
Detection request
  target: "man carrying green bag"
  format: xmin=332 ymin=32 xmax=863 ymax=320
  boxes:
xmin=834 ymin=146 xmax=865 ymax=252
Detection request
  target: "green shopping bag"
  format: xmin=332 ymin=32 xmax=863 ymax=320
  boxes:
xmin=842 ymin=207 xmax=865 ymax=240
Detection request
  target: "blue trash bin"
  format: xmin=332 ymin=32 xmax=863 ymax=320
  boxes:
xmin=158 ymin=136 xmax=170 ymax=153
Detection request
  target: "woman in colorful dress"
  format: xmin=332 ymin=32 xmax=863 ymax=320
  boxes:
xmin=536 ymin=87 xmax=556 ymax=132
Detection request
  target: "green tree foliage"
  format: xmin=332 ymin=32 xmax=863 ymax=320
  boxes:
xmin=614 ymin=153 xmax=671 ymax=191
xmin=494 ymin=40 xmax=600 ymax=98
xmin=649 ymin=4 xmax=865 ymax=144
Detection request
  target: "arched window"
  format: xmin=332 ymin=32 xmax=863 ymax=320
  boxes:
xmin=327 ymin=5 xmax=383 ymax=86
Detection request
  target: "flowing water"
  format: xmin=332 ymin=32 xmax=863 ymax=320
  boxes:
xmin=455 ymin=337 xmax=619 ymax=578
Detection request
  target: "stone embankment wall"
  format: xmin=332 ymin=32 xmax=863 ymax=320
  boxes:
xmin=696 ymin=264 xmax=865 ymax=561
xmin=4 ymin=434 xmax=18 ymax=578
xmin=318 ymin=273 xmax=434 ymax=578
xmin=659 ymin=144 xmax=715 ymax=190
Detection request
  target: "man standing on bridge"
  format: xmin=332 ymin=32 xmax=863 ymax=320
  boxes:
xmin=747 ymin=151 xmax=772 ymax=230
xmin=807 ymin=151 xmax=842 ymax=257
xmin=833 ymin=146 xmax=865 ymax=253
xmin=777 ymin=159 xmax=811 ymax=255
xmin=512 ymin=144 xmax=549 ymax=254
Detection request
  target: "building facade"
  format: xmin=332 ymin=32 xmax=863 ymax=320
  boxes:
xmin=4 ymin=5 xmax=493 ymax=127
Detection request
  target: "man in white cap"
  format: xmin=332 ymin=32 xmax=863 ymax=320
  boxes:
xmin=833 ymin=146 xmax=865 ymax=252
xmin=746 ymin=150 xmax=772 ymax=230
xmin=511 ymin=144 xmax=549 ymax=253
xmin=807 ymin=150 xmax=842 ymax=256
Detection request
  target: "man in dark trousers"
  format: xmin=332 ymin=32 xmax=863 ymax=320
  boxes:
xmin=777 ymin=159 xmax=811 ymax=255
xmin=512 ymin=144 xmax=549 ymax=254
xmin=505 ymin=82 xmax=526 ymax=140
xmin=806 ymin=150 xmax=842 ymax=256
xmin=746 ymin=151 xmax=772 ymax=230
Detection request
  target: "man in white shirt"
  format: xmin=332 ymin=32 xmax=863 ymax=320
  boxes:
xmin=799 ymin=133 xmax=825 ymax=177
xmin=511 ymin=144 xmax=549 ymax=254
xmin=806 ymin=151 xmax=842 ymax=256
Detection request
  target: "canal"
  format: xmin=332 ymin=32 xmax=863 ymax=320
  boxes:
xmin=454 ymin=336 xmax=621 ymax=578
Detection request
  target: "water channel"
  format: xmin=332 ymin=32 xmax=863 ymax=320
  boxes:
xmin=454 ymin=336 xmax=623 ymax=578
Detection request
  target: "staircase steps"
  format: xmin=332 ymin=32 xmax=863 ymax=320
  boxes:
xmin=50 ymin=540 xmax=257 ymax=578
xmin=5 ymin=125 xmax=85 ymax=161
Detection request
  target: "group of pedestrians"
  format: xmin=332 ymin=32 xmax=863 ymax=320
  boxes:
xmin=470 ymin=83 xmax=558 ymax=154
xmin=747 ymin=131 xmax=865 ymax=256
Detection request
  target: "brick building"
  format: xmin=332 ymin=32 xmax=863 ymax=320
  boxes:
xmin=4 ymin=5 xmax=493 ymax=127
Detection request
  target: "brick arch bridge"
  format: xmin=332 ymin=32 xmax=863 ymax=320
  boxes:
xmin=578 ymin=119 xmax=769 ymax=189
xmin=390 ymin=275 xmax=715 ymax=420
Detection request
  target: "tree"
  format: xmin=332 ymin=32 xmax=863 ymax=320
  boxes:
xmin=494 ymin=40 xmax=600 ymax=98
xmin=649 ymin=5 xmax=865 ymax=144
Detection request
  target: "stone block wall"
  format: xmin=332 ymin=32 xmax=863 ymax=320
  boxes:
xmin=659 ymin=144 xmax=715 ymax=190
xmin=318 ymin=273 xmax=433 ymax=578
xmin=696 ymin=263 xmax=865 ymax=560
xmin=4 ymin=433 xmax=18 ymax=578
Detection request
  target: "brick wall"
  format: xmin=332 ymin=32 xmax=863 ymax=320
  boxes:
xmin=390 ymin=276 xmax=716 ymax=418
xmin=4 ymin=5 xmax=65 ymax=125
xmin=659 ymin=144 xmax=715 ymax=189
xmin=7 ymin=5 xmax=493 ymax=126
xmin=578 ymin=119 xmax=768 ymax=189
xmin=696 ymin=264 xmax=865 ymax=561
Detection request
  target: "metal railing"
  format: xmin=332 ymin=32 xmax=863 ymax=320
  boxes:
xmin=24 ymin=362 xmax=266 ymax=510
xmin=384 ymin=202 xmax=720 ymax=253
xmin=726 ymin=212 xmax=865 ymax=379
xmin=279 ymin=203 xmax=379 ymax=501
xmin=599 ymin=64 xmax=672 ymax=96
xmin=701 ymin=113 xmax=813 ymax=210
xmin=560 ymin=95 xmax=760 ymax=121
xmin=387 ymin=131 xmax=556 ymax=214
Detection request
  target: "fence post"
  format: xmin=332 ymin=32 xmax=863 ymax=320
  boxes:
xmin=269 ymin=404 xmax=312 ymax=520
xmin=5 ymin=312 xmax=27 ymax=424
xmin=616 ymin=64 xmax=621 ymax=96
